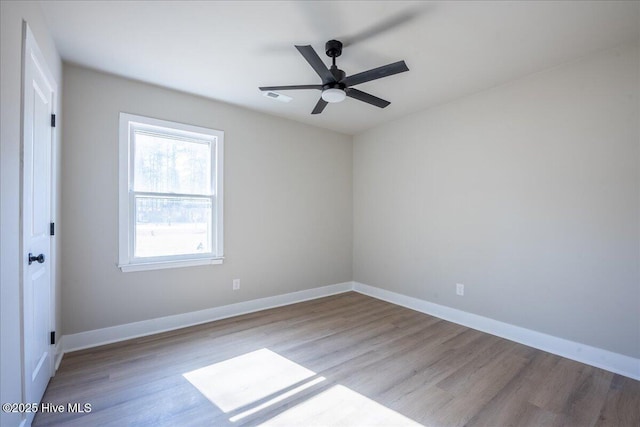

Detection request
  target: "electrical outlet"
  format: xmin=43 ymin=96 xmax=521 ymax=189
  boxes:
xmin=456 ymin=283 xmax=464 ymax=296
xmin=233 ymin=279 xmax=240 ymax=290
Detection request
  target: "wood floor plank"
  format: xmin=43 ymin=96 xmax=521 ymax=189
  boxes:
xmin=465 ymin=351 xmax=560 ymax=427
xmin=529 ymin=358 xmax=593 ymax=414
xmin=33 ymin=292 xmax=640 ymax=427
xmin=594 ymin=375 xmax=640 ymax=427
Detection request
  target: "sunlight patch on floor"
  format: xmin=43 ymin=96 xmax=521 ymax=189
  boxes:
xmin=183 ymin=348 xmax=316 ymax=413
xmin=229 ymin=376 xmax=326 ymax=422
xmin=259 ymin=385 xmax=423 ymax=426
xmin=184 ymin=348 xmax=424 ymax=425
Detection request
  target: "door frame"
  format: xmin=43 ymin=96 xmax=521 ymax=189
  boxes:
xmin=21 ymin=20 xmax=58 ymax=414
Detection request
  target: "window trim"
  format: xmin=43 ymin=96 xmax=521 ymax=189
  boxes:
xmin=118 ymin=113 xmax=224 ymax=272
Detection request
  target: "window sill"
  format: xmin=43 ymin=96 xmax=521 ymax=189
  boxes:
xmin=118 ymin=258 xmax=223 ymax=272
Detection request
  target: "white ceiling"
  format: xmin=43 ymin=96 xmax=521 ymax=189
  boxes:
xmin=40 ymin=1 xmax=639 ymax=135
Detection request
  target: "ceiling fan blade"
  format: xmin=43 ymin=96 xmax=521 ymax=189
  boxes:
xmin=346 ymin=88 xmax=390 ymax=108
xmin=341 ymin=8 xmax=423 ymax=47
xmin=311 ymin=98 xmax=328 ymax=115
xmin=295 ymin=45 xmax=336 ymax=85
xmin=342 ymin=61 xmax=409 ymax=87
xmin=259 ymin=85 xmax=322 ymax=91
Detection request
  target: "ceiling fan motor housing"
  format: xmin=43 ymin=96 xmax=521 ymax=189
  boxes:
xmin=327 ymin=69 xmax=346 ymax=86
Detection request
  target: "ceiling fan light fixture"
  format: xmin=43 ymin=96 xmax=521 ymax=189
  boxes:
xmin=321 ymin=88 xmax=346 ymax=103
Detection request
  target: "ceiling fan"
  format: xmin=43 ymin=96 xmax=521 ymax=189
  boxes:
xmin=259 ymin=40 xmax=409 ymax=114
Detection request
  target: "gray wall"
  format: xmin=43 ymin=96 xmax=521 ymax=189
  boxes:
xmin=1 ymin=2 xmax=63 ymax=427
xmin=353 ymin=42 xmax=640 ymax=358
xmin=61 ymin=65 xmax=352 ymax=334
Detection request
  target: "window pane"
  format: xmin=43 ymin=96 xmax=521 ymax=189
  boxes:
xmin=134 ymin=196 xmax=212 ymax=258
xmin=134 ymin=132 xmax=212 ymax=194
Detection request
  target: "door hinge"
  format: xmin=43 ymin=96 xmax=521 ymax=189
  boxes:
xmin=50 ymin=331 xmax=55 ymax=345
xmin=51 ymin=114 xmax=56 ymax=127
xmin=50 ymin=222 xmax=55 ymax=236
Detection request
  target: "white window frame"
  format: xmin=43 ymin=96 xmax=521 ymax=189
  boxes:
xmin=118 ymin=113 xmax=224 ymax=272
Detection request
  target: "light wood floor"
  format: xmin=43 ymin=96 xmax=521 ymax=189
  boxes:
xmin=34 ymin=292 xmax=639 ymax=426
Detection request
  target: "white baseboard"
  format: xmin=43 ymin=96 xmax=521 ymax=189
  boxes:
xmin=60 ymin=280 xmax=639 ymax=381
xmin=54 ymin=337 xmax=64 ymax=371
xmin=353 ymin=282 xmax=640 ymax=381
xmin=62 ymin=281 xmax=353 ymax=353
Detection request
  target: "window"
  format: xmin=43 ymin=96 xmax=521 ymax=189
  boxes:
xmin=118 ymin=113 xmax=223 ymax=272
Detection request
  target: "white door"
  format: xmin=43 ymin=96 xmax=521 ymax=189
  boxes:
xmin=22 ymin=24 xmax=56 ymax=423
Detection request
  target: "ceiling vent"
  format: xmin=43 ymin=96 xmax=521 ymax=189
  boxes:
xmin=262 ymin=91 xmax=292 ymax=103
